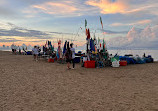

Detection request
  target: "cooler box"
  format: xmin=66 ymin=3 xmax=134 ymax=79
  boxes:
xmin=27 ymin=51 xmax=32 ymax=55
xmin=119 ymin=60 xmax=127 ymax=66
xmin=48 ymin=58 xmax=54 ymax=63
xmin=74 ymin=56 xmax=81 ymax=63
xmin=112 ymin=61 xmax=120 ymax=68
xmin=84 ymin=61 xmax=96 ymax=68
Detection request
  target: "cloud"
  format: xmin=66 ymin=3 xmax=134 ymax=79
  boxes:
xmin=86 ymin=0 xmax=128 ymax=14
xmin=0 ymin=22 xmax=77 ymax=45
xmin=0 ymin=28 xmax=50 ymax=38
xmin=99 ymin=29 xmax=128 ymax=34
xmin=24 ymin=1 xmax=81 ymax=17
xmin=110 ymin=19 xmax=151 ymax=27
xmin=0 ymin=7 xmax=16 ymax=16
xmin=0 ymin=38 xmax=22 ymax=42
xmin=33 ymin=2 xmax=77 ymax=14
xmin=0 ymin=22 xmax=74 ymax=38
xmin=108 ymin=25 xmax=158 ymax=49
xmin=21 ymin=0 xmax=158 ymax=21
xmin=86 ymin=0 xmax=158 ymax=17
xmin=23 ymin=0 xmax=98 ymax=17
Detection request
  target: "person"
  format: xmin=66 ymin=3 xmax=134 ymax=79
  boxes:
xmin=143 ymin=53 xmax=146 ymax=57
xmin=65 ymin=44 xmax=72 ymax=69
xmin=38 ymin=46 xmax=41 ymax=59
xmin=70 ymin=43 xmax=75 ymax=69
xmin=32 ymin=46 xmax=39 ymax=61
xmin=14 ymin=45 xmax=17 ymax=55
xmin=18 ymin=46 xmax=21 ymax=55
xmin=11 ymin=44 xmax=15 ymax=54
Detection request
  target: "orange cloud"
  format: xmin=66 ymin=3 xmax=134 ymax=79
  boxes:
xmin=32 ymin=2 xmax=77 ymax=16
xmin=137 ymin=20 xmax=151 ymax=24
xmin=86 ymin=0 xmax=128 ymax=14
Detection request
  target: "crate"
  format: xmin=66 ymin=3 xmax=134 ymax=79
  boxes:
xmin=119 ymin=60 xmax=127 ymax=66
xmin=84 ymin=61 xmax=96 ymax=68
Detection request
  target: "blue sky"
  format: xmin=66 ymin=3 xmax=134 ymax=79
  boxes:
xmin=0 ymin=0 xmax=158 ymax=47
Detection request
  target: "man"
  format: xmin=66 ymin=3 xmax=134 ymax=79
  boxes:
xmin=70 ymin=43 xmax=75 ymax=69
xmin=32 ymin=46 xmax=39 ymax=61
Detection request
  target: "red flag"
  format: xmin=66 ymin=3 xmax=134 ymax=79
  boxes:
xmin=87 ymin=29 xmax=90 ymax=39
xmin=86 ymin=28 xmax=88 ymax=36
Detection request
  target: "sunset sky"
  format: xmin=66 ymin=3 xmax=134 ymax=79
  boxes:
xmin=0 ymin=0 xmax=158 ymax=47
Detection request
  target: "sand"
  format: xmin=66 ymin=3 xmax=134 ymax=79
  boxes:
xmin=0 ymin=51 xmax=158 ymax=111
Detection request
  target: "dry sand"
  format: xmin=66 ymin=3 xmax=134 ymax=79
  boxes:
xmin=0 ymin=51 xmax=158 ymax=111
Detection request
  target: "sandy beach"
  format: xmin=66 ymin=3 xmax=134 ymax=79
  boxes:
xmin=0 ymin=51 xmax=158 ymax=111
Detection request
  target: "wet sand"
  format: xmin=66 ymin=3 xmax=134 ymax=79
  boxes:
xmin=0 ymin=51 xmax=158 ymax=111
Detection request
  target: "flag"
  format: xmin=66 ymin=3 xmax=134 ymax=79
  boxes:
xmin=100 ymin=16 xmax=103 ymax=29
xmin=86 ymin=28 xmax=88 ymax=36
xmin=85 ymin=19 xmax=87 ymax=28
xmin=103 ymin=39 xmax=105 ymax=52
xmin=98 ymin=37 xmax=100 ymax=45
xmin=87 ymin=29 xmax=90 ymax=39
xmin=63 ymin=41 xmax=67 ymax=54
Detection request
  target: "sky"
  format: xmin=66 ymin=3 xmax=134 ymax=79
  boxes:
xmin=0 ymin=0 xmax=158 ymax=48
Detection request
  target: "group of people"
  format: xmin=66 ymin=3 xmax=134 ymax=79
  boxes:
xmin=32 ymin=43 xmax=76 ymax=69
xmin=11 ymin=44 xmax=21 ymax=55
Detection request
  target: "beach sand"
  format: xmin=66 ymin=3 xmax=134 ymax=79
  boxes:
xmin=0 ymin=51 xmax=158 ymax=111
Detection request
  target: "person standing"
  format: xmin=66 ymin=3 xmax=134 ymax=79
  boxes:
xmin=70 ymin=43 xmax=75 ymax=69
xmin=18 ymin=46 xmax=21 ymax=55
xmin=11 ymin=44 xmax=15 ymax=54
xmin=32 ymin=46 xmax=39 ymax=61
xmin=65 ymin=43 xmax=72 ymax=69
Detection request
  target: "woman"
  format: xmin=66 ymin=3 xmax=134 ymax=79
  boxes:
xmin=65 ymin=43 xmax=72 ymax=69
xmin=70 ymin=43 xmax=75 ymax=69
